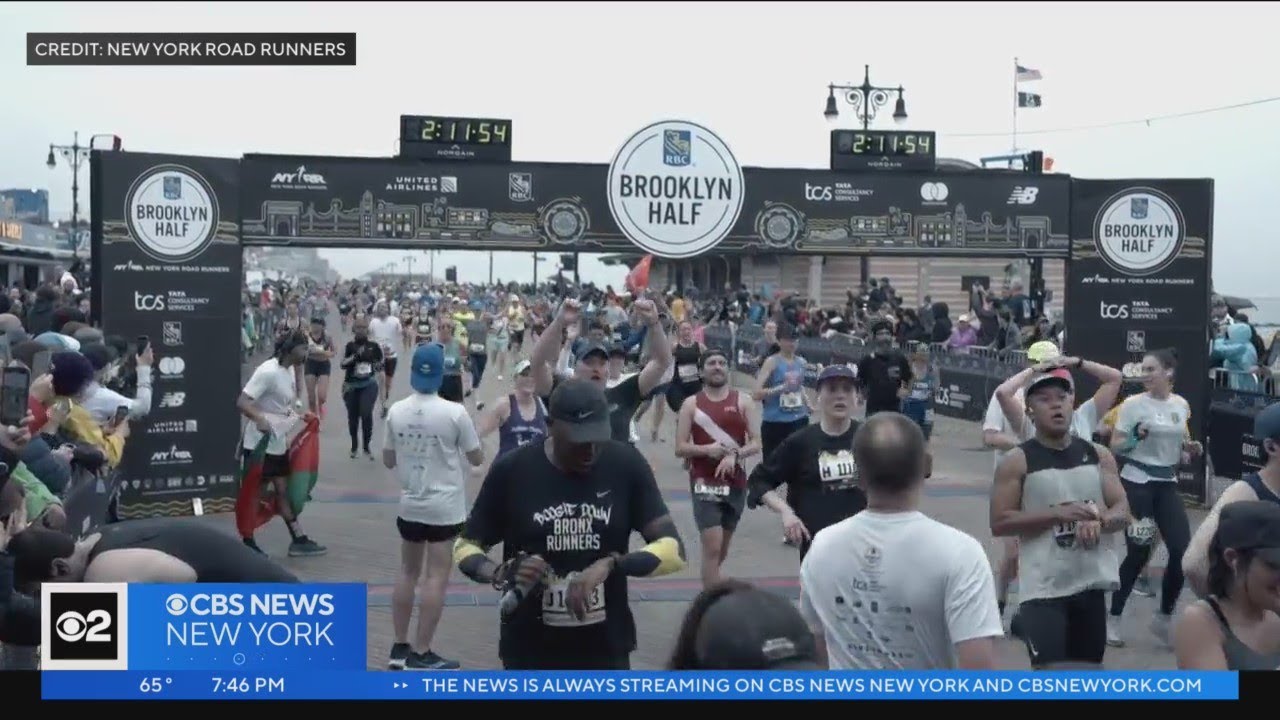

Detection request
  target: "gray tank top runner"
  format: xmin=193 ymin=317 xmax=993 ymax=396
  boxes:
xmin=1016 ymin=437 xmax=1121 ymax=603
xmin=1205 ymin=598 xmax=1280 ymax=670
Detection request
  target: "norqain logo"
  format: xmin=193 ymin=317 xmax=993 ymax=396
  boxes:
xmin=1092 ymin=187 xmax=1186 ymax=277
xmin=124 ymin=165 xmax=219 ymax=264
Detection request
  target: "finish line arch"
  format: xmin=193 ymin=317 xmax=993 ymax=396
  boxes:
xmin=90 ymin=148 xmax=1213 ymax=517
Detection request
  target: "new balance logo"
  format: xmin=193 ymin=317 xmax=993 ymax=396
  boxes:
xmin=159 ymin=392 xmax=185 ymax=409
xmin=1007 ymin=186 xmax=1039 ymax=205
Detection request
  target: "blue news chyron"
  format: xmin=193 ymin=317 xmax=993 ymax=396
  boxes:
xmin=40 ymin=583 xmax=368 ymax=673
xmin=41 ymin=671 xmax=1239 ymax=701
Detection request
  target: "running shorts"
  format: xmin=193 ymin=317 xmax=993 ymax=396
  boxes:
xmin=383 ymin=357 xmax=398 ymax=377
xmin=1015 ymin=589 xmax=1107 ymax=668
xmin=396 ymin=518 xmax=463 ymax=544
xmin=690 ymin=483 xmax=746 ymax=532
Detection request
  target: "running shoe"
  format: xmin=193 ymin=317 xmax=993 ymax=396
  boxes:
xmin=243 ymin=537 xmax=265 ymax=555
xmin=405 ymin=651 xmax=461 ymax=670
xmin=288 ymin=538 xmax=328 ymax=557
xmin=1106 ymin=614 xmax=1125 ymax=647
xmin=364 ymin=449 xmax=376 ymax=461
xmin=350 ymin=450 xmax=358 ymax=460
xmin=388 ymin=643 xmax=411 ymax=670
xmin=1150 ymin=613 xmax=1172 ymax=647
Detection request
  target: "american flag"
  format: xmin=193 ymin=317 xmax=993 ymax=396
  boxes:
xmin=1016 ymin=64 xmax=1043 ymax=82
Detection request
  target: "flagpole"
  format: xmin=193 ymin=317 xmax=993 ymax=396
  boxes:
xmin=1012 ymin=56 xmax=1019 ymax=158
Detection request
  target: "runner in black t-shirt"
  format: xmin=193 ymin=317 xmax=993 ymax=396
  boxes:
xmin=452 ymin=379 xmax=687 ymax=669
xmin=748 ymin=365 xmax=868 ymax=560
xmin=530 ymin=296 xmax=671 ymax=443
xmin=857 ymin=319 xmax=913 ymax=417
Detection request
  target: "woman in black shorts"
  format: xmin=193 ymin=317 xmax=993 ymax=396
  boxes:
xmin=304 ymin=317 xmax=335 ymax=415
xmin=666 ymin=320 xmax=705 ymax=413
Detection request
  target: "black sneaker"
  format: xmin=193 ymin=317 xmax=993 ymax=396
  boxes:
xmin=288 ymin=537 xmax=328 ymax=557
xmin=404 ymin=650 xmax=460 ymax=670
xmin=243 ymin=537 xmax=265 ymax=555
xmin=388 ymin=643 xmax=412 ymax=670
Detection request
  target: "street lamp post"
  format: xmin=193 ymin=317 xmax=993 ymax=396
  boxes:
xmin=823 ymin=65 xmax=909 ymax=130
xmin=46 ymin=131 xmax=92 ymax=256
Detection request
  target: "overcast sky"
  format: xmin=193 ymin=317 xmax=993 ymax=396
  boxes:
xmin=4 ymin=1 xmax=1278 ymax=294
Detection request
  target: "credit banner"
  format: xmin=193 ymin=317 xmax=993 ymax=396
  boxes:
xmin=237 ymin=154 xmax=1071 ymax=256
xmin=90 ymin=151 xmax=244 ymax=518
xmin=1064 ymin=179 xmax=1214 ymax=502
xmin=41 ymin=670 xmax=1236 ymax=701
xmin=39 ymin=583 xmax=367 ymax=672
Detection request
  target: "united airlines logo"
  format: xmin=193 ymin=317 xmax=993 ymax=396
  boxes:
xmin=663 ymin=129 xmax=691 ymax=166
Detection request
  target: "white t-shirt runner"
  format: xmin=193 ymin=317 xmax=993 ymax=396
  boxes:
xmin=384 ymin=393 xmax=481 ymax=526
xmin=368 ymin=316 xmax=404 ymax=359
xmin=982 ymin=389 xmax=1099 ymax=470
xmin=800 ymin=510 xmax=1004 ymax=669
xmin=241 ymin=358 xmax=301 ymax=456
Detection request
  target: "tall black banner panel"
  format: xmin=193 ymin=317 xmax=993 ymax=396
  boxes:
xmin=90 ymin=151 xmax=244 ymax=518
xmin=1065 ymin=179 xmax=1214 ymax=502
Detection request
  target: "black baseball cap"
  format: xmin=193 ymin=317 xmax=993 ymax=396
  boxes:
xmin=548 ymin=379 xmax=612 ymax=443
xmin=1217 ymin=501 xmax=1280 ymax=565
xmin=694 ymin=587 xmax=821 ymax=670
xmin=574 ymin=342 xmax=610 ymax=364
xmin=1254 ymin=402 xmax=1280 ymax=442
xmin=816 ymin=364 xmax=857 ymax=388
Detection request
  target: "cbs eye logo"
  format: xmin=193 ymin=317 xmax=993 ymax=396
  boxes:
xmin=44 ymin=588 xmax=123 ymax=665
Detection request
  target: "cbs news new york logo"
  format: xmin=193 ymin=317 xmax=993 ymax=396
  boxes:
xmin=41 ymin=583 xmax=130 ymax=670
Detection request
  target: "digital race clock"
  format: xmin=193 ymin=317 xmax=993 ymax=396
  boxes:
xmin=399 ymin=116 xmax=513 ymax=162
xmin=830 ymin=130 xmax=936 ymax=171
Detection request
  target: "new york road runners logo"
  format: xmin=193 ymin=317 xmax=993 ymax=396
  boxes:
xmin=42 ymin=582 xmax=130 ymax=670
xmin=124 ymin=164 xmax=220 ymax=264
xmin=607 ymin=120 xmax=744 ymax=259
xmin=1091 ymin=187 xmax=1186 ymax=277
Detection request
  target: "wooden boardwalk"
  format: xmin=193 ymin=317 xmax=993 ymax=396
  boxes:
xmin=226 ymin=332 xmax=1198 ymax=670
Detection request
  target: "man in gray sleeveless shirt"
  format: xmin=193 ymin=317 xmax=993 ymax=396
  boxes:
xmin=990 ymin=370 xmax=1130 ymax=668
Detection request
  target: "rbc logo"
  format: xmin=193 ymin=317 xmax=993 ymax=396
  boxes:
xmin=662 ymin=129 xmax=691 ymax=166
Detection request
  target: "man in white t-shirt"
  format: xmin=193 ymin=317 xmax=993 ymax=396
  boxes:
xmin=236 ymin=331 xmax=327 ymax=558
xmin=383 ymin=342 xmax=484 ymax=671
xmin=368 ymin=301 xmax=404 ymax=414
xmin=800 ymin=413 xmax=1002 ymax=669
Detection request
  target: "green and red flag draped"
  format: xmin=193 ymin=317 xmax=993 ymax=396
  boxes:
xmin=235 ymin=416 xmax=321 ymax=538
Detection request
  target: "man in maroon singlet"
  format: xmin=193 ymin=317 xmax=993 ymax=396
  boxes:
xmin=675 ymin=348 xmax=762 ymax=588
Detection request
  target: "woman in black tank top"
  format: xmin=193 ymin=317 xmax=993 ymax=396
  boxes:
xmin=665 ymin=321 xmax=705 ymax=414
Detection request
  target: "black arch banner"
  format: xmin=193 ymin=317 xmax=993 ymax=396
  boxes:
xmin=90 ymin=151 xmax=244 ymax=518
xmin=1065 ymin=179 xmax=1214 ymax=502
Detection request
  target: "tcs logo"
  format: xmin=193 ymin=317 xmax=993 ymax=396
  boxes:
xmin=804 ymin=183 xmax=833 ymax=201
xmin=1099 ymin=302 xmax=1129 ymax=320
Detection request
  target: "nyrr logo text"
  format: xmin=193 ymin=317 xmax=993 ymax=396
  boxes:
xmin=164 ymin=593 xmax=337 ymax=648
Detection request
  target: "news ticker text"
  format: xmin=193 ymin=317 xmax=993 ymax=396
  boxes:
xmin=27 ymin=33 xmax=356 ymax=66
xmin=42 ymin=670 xmax=1237 ymax=701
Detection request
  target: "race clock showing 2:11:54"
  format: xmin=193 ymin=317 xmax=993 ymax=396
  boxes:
xmin=829 ymin=130 xmax=936 ymax=171
xmin=398 ymin=116 xmax=513 ymax=162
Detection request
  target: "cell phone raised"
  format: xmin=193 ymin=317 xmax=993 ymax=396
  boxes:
xmin=113 ymin=405 xmax=130 ymax=426
xmin=0 ymin=365 xmax=30 ymax=427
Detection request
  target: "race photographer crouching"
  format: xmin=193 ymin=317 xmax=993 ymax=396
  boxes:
xmin=453 ymin=378 xmax=686 ymax=669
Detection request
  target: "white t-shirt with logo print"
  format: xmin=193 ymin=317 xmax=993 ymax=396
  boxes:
xmin=799 ymin=510 xmax=1004 ymax=669
xmin=384 ymin=393 xmax=482 ymax=527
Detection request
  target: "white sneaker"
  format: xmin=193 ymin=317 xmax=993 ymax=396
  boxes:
xmin=628 ymin=420 xmax=640 ymax=444
xmin=1106 ymin=614 xmax=1125 ymax=647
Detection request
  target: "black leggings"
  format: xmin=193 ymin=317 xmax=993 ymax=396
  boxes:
xmin=1110 ymin=478 xmax=1190 ymax=616
xmin=343 ymin=382 xmax=378 ymax=453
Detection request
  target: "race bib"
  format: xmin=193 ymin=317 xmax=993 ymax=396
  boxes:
xmin=542 ymin=573 xmax=605 ymax=628
xmin=1053 ymin=520 xmax=1078 ymax=549
xmin=1127 ymin=517 xmax=1158 ymax=546
xmin=817 ymin=450 xmax=857 ymax=485
xmin=611 ymin=333 xmax=622 ymax=343
xmin=355 ymin=363 xmax=372 ymax=377
xmin=470 ymin=343 xmax=485 ymax=354
xmin=924 ymin=408 xmax=935 ymax=424
xmin=693 ymin=480 xmax=731 ymax=500
xmin=444 ymin=357 xmax=458 ymax=370
xmin=678 ymin=364 xmax=699 ymax=381
xmin=779 ymin=392 xmax=804 ymax=410
xmin=418 ymin=324 xmax=431 ymax=334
